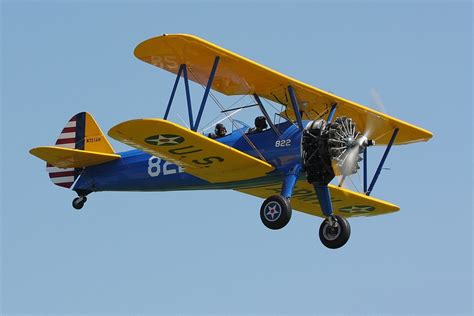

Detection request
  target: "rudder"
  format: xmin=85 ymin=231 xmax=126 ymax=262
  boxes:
xmin=46 ymin=112 xmax=115 ymax=188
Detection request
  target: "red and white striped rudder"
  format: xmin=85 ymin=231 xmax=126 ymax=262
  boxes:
xmin=46 ymin=113 xmax=85 ymax=188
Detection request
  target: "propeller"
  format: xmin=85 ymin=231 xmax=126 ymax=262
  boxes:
xmin=303 ymin=89 xmax=388 ymax=190
xmin=334 ymin=89 xmax=387 ymax=178
xmin=363 ymin=88 xmax=390 ymax=140
xmin=370 ymin=88 xmax=387 ymax=113
xmin=339 ymin=137 xmax=365 ymax=176
xmin=328 ymin=117 xmax=373 ymax=178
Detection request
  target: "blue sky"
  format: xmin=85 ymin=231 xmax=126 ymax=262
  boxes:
xmin=1 ymin=1 xmax=472 ymax=315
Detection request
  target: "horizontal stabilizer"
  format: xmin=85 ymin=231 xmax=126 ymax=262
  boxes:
xmin=108 ymin=119 xmax=275 ymax=183
xmin=237 ymin=180 xmax=400 ymax=218
xmin=30 ymin=146 xmax=120 ymax=168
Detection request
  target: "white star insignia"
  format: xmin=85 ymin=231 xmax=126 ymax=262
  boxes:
xmin=147 ymin=135 xmax=182 ymax=146
xmin=340 ymin=205 xmax=374 ymax=213
xmin=266 ymin=205 xmax=280 ymax=220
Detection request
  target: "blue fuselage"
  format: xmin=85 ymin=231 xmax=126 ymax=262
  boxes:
xmin=74 ymin=121 xmax=306 ymax=193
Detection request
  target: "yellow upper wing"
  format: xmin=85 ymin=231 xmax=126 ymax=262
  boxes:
xmin=237 ymin=180 xmax=399 ymax=218
xmin=135 ymin=34 xmax=432 ymax=145
xmin=108 ymin=119 xmax=274 ymax=183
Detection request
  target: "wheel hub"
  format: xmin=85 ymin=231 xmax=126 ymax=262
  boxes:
xmin=323 ymin=222 xmax=341 ymax=241
xmin=264 ymin=202 xmax=281 ymax=222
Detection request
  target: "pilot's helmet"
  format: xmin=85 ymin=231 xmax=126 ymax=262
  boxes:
xmin=255 ymin=116 xmax=268 ymax=129
xmin=215 ymin=123 xmax=227 ymax=137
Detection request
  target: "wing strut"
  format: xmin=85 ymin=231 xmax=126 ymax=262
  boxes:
xmin=327 ymin=103 xmax=338 ymax=123
xmin=363 ymin=147 xmax=368 ymax=192
xmin=193 ymin=56 xmax=220 ymax=131
xmin=163 ymin=57 xmax=220 ymax=132
xmin=288 ymin=86 xmax=304 ymax=130
xmin=366 ymin=128 xmax=399 ymax=196
xmin=164 ymin=64 xmax=194 ymax=128
xmin=164 ymin=64 xmax=184 ymax=120
xmin=182 ymin=66 xmax=194 ymax=128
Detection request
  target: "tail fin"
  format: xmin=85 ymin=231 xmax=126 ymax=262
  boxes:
xmin=54 ymin=112 xmax=115 ymax=153
xmin=31 ymin=112 xmax=119 ymax=189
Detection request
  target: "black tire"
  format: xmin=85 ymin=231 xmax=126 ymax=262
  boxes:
xmin=319 ymin=215 xmax=351 ymax=249
xmin=72 ymin=196 xmax=87 ymax=210
xmin=260 ymin=195 xmax=292 ymax=230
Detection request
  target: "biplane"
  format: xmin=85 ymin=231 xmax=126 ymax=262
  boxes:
xmin=30 ymin=34 xmax=432 ymax=249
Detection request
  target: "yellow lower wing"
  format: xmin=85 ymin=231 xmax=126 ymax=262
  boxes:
xmin=236 ymin=180 xmax=399 ymax=218
xmin=108 ymin=119 xmax=274 ymax=183
xmin=29 ymin=146 xmax=120 ymax=168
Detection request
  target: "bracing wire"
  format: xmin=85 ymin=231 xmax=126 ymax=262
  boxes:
xmin=176 ymin=113 xmax=190 ymax=129
xmin=262 ymin=97 xmax=282 ymax=112
xmin=200 ymin=94 xmax=248 ymax=131
xmin=356 ymin=169 xmax=363 ymax=193
xmin=348 ymin=175 xmax=361 ymax=193
xmin=200 ymin=109 xmax=243 ymax=134
xmin=187 ymin=66 xmax=267 ymax=161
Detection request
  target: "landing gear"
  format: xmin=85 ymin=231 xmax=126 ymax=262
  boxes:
xmin=319 ymin=215 xmax=351 ymax=249
xmin=72 ymin=196 xmax=87 ymax=210
xmin=260 ymin=195 xmax=292 ymax=230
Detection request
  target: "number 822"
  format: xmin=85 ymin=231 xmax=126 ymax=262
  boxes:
xmin=275 ymin=139 xmax=291 ymax=147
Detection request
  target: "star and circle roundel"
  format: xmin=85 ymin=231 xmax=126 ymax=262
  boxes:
xmin=264 ymin=201 xmax=281 ymax=222
xmin=145 ymin=134 xmax=184 ymax=147
xmin=339 ymin=205 xmax=375 ymax=214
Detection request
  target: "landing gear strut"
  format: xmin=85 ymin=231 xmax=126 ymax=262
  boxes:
xmin=319 ymin=215 xmax=351 ymax=249
xmin=72 ymin=196 xmax=87 ymax=210
xmin=260 ymin=195 xmax=292 ymax=230
xmin=260 ymin=164 xmax=300 ymax=230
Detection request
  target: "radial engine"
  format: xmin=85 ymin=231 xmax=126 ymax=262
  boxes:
xmin=301 ymin=117 xmax=374 ymax=186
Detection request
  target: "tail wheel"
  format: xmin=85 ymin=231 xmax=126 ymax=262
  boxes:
xmin=319 ymin=215 xmax=351 ymax=249
xmin=260 ymin=195 xmax=292 ymax=230
xmin=72 ymin=196 xmax=87 ymax=210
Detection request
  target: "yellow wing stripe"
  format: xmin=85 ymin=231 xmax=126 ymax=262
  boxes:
xmin=236 ymin=180 xmax=400 ymax=218
xmin=134 ymin=34 xmax=432 ymax=145
xmin=108 ymin=118 xmax=275 ymax=183
xmin=29 ymin=146 xmax=120 ymax=168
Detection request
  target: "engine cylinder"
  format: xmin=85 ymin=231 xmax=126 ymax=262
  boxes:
xmin=302 ymin=117 xmax=365 ymax=186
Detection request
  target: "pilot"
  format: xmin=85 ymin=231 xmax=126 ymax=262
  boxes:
xmin=208 ymin=123 xmax=227 ymax=139
xmin=247 ymin=116 xmax=268 ymax=134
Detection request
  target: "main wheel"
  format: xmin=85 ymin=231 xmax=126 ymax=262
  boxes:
xmin=260 ymin=195 xmax=292 ymax=230
xmin=319 ymin=215 xmax=351 ymax=249
xmin=72 ymin=196 xmax=87 ymax=210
